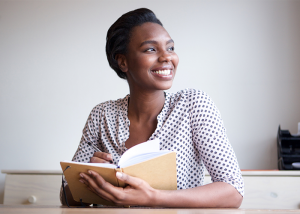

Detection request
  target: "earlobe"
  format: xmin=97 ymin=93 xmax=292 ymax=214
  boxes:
xmin=116 ymin=54 xmax=128 ymax=73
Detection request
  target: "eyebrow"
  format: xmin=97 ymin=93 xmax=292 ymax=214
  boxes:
xmin=140 ymin=39 xmax=174 ymax=47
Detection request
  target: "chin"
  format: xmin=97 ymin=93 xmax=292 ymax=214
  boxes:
xmin=156 ymin=82 xmax=173 ymax=91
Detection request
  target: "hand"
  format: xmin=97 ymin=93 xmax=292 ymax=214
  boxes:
xmin=79 ymin=170 xmax=157 ymax=206
xmin=90 ymin=152 xmax=113 ymax=164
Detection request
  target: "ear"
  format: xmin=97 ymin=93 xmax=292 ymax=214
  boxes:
xmin=116 ymin=54 xmax=128 ymax=73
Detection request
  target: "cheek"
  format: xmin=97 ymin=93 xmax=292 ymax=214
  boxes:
xmin=172 ymin=53 xmax=179 ymax=67
xmin=129 ymin=54 xmax=156 ymax=71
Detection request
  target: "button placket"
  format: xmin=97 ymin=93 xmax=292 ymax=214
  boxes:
xmin=119 ymin=95 xmax=130 ymax=154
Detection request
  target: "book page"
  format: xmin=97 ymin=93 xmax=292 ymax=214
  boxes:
xmin=62 ymin=160 xmax=117 ymax=169
xmin=119 ymin=139 xmax=166 ymax=167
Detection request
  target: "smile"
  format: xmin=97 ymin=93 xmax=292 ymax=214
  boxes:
xmin=152 ymin=70 xmax=171 ymax=75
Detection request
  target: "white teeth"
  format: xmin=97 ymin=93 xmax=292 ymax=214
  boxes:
xmin=154 ymin=70 xmax=171 ymax=75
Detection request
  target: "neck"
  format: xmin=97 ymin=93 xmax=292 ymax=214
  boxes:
xmin=128 ymin=88 xmax=165 ymax=123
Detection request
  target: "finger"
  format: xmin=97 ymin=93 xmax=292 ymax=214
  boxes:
xmin=88 ymin=170 xmax=129 ymax=203
xmin=90 ymin=156 xmax=110 ymax=163
xmin=86 ymin=181 xmax=112 ymax=202
xmin=116 ymin=172 xmax=144 ymax=189
xmin=80 ymin=175 xmax=113 ymax=202
xmin=80 ymin=179 xmax=98 ymax=195
xmin=80 ymin=171 xmax=117 ymax=202
xmin=93 ymin=152 xmax=112 ymax=161
xmin=87 ymin=184 xmax=112 ymax=202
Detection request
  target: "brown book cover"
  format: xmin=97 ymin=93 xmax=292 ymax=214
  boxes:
xmin=60 ymin=151 xmax=177 ymax=205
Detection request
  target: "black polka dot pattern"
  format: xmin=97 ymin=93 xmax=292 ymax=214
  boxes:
xmin=72 ymin=88 xmax=244 ymax=196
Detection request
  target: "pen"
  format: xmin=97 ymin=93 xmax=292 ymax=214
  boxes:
xmin=87 ymin=142 xmax=101 ymax=152
xmin=87 ymin=142 xmax=113 ymax=163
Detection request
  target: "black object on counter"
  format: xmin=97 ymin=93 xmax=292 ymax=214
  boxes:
xmin=277 ymin=126 xmax=300 ymax=170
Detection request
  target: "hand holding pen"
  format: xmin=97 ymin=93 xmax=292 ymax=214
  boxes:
xmin=87 ymin=142 xmax=113 ymax=164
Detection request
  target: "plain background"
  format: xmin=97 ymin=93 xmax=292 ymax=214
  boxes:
xmin=0 ymin=0 xmax=300 ymax=204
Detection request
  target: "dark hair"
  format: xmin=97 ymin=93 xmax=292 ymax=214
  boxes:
xmin=106 ymin=8 xmax=163 ymax=79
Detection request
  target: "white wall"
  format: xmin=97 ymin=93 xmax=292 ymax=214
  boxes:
xmin=0 ymin=0 xmax=300 ymax=204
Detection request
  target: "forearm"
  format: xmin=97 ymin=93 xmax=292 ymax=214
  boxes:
xmin=153 ymin=182 xmax=243 ymax=208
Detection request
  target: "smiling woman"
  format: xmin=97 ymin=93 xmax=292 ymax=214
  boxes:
xmin=118 ymin=22 xmax=178 ymax=94
xmin=60 ymin=8 xmax=244 ymax=208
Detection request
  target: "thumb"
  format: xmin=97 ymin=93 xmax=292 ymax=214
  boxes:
xmin=116 ymin=172 xmax=143 ymax=188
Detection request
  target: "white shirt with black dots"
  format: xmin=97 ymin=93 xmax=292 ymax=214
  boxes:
xmin=72 ymin=88 xmax=244 ymax=197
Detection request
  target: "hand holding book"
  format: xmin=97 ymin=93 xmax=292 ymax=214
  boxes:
xmin=61 ymin=139 xmax=177 ymax=205
xmin=79 ymin=168 xmax=157 ymax=206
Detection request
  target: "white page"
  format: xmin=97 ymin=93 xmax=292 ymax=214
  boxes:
xmin=118 ymin=138 xmax=160 ymax=167
xmin=62 ymin=160 xmax=117 ymax=169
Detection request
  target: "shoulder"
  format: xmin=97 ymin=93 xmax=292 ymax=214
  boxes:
xmin=90 ymin=95 xmax=129 ymax=116
xmin=166 ymin=88 xmax=214 ymax=107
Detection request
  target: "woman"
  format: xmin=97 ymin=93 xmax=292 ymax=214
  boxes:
xmin=61 ymin=8 xmax=244 ymax=207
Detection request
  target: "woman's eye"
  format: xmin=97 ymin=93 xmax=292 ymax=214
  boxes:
xmin=168 ymin=46 xmax=175 ymax=51
xmin=145 ymin=48 xmax=155 ymax=52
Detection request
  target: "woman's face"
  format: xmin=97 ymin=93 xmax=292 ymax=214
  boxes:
xmin=120 ymin=22 xmax=179 ymax=92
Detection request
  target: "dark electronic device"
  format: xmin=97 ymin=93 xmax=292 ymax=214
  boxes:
xmin=277 ymin=126 xmax=300 ymax=170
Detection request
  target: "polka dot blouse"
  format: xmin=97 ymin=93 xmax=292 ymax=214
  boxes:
xmin=72 ymin=88 xmax=244 ymax=196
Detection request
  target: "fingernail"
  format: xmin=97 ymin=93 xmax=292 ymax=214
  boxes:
xmin=116 ymin=172 xmax=123 ymax=179
xmin=79 ymin=179 xmax=84 ymax=184
xmin=80 ymin=173 xmax=84 ymax=178
xmin=107 ymin=154 xmax=112 ymax=159
xmin=88 ymin=170 xmax=92 ymax=174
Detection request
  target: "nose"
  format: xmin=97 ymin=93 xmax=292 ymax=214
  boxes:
xmin=158 ymin=51 xmax=172 ymax=62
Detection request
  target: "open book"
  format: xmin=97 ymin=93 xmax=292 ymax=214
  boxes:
xmin=60 ymin=139 xmax=177 ymax=205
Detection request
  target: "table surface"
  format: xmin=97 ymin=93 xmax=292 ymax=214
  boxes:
xmin=0 ymin=205 xmax=299 ymax=214
xmin=2 ymin=170 xmax=300 ymax=176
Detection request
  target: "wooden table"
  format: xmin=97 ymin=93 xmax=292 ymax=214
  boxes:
xmin=2 ymin=170 xmax=300 ymax=209
xmin=0 ymin=205 xmax=300 ymax=214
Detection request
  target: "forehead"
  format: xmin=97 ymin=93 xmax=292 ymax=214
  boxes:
xmin=129 ymin=22 xmax=171 ymax=45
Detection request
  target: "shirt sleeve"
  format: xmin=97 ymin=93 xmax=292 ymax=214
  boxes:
xmin=191 ymin=90 xmax=244 ymax=197
xmin=72 ymin=105 xmax=102 ymax=163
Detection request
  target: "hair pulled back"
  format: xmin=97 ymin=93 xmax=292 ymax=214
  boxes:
xmin=106 ymin=8 xmax=163 ymax=79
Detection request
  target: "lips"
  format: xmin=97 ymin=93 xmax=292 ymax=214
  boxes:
xmin=151 ymin=66 xmax=174 ymax=76
xmin=152 ymin=70 xmax=171 ymax=75
xmin=151 ymin=69 xmax=173 ymax=80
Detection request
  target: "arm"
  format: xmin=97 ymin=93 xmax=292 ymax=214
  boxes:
xmin=154 ymin=181 xmax=242 ymax=208
xmin=79 ymin=170 xmax=242 ymax=208
xmin=191 ymin=91 xmax=244 ymax=199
